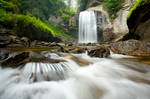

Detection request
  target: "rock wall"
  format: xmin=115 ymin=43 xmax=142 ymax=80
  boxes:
xmin=113 ymin=0 xmax=137 ymax=34
xmin=86 ymin=0 xmax=137 ymax=42
xmin=125 ymin=2 xmax=150 ymax=41
xmin=87 ymin=5 xmax=113 ymax=42
xmin=48 ymin=14 xmax=78 ymax=39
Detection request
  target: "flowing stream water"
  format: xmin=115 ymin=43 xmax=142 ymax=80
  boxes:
xmin=0 ymin=52 xmax=150 ymax=99
xmin=78 ymin=10 xmax=97 ymax=43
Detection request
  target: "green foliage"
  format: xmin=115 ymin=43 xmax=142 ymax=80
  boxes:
xmin=0 ymin=0 xmax=16 ymax=11
xmin=62 ymin=8 xmax=75 ymax=20
xmin=45 ymin=21 xmax=70 ymax=38
xmin=0 ymin=8 xmax=6 ymax=16
xmin=127 ymin=0 xmax=150 ymax=19
xmin=63 ymin=8 xmax=75 ymax=15
xmin=0 ymin=13 xmax=51 ymax=40
xmin=18 ymin=0 xmax=70 ymax=20
xmin=0 ymin=12 xmax=70 ymax=39
xmin=103 ymin=0 xmax=125 ymax=20
xmin=0 ymin=0 xmax=71 ymax=41
xmin=63 ymin=14 xmax=70 ymax=20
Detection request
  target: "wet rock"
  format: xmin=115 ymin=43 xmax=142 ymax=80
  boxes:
xmin=110 ymin=40 xmax=150 ymax=56
xmin=21 ymin=37 xmax=31 ymax=47
xmin=0 ymin=51 xmax=66 ymax=68
xmin=87 ymin=44 xmax=110 ymax=58
xmin=0 ymin=52 xmax=30 ymax=67
xmin=0 ymin=30 xmax=31 ymax=47
xmin=0 ymin=29 xmax=11 ymax=34
xmin=0 ymin=35 xmax=11 ymax=47
xmin=30 ymin=40 xmax=38 ymax=47
xmin=65 ymin=55 xmax=92 ymax=66
xmin=48 ymin=42 xmax=64 ymax=47
xmin=112 ymin=34 xmax=126 ymax=42
xmin=69 ymin=47 xmax=85 ymax=53
xmin=58 ymin=46 xmax=69 ymax=53
xmin=0 ymin=49 xmax=12 ymax=61
xmin=58 ymin=46 xmax=85 ymax=54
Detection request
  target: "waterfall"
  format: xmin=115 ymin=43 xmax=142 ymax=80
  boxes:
xmin=78 ymin=10 xmax=97 ymax=43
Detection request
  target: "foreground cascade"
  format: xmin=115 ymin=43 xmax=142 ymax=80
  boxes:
xmin=78 ymin=10 xmax=97 ymax=43
xmin=1 ymin=51 xmax=150 ymax=99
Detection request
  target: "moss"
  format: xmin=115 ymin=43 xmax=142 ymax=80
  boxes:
xmin=0 ymin=0 xmax=70 ymax=41
xmin=127 ymin=0 xmax=150 ymax=19
xmin=45 ymin=21 xmax=70 ymax=38
xmin=0 ymin=12 xmax=70 ymax=41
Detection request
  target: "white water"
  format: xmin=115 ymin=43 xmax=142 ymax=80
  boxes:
xmin=78 ymin=11 xmax=97 ymax=43
xmin=1 ymin=53 xmax=150 ymax=99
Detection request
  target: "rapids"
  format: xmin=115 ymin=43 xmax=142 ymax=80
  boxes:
xmin=0 ymin=53 xmax=150 ymax=99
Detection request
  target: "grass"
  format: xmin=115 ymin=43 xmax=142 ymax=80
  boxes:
xmin=127 ymin=0 xmax=150 ymax=19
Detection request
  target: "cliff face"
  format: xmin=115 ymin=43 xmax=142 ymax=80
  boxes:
xmin=85 ymin=0 xmax=137 ymax=42
xmin=125 ymin=0 xmax=150 ymax=41
xmin=113 ymin=0 xmax=137 ymax=34
xmin=87 ymin=6 xmax=113 ymax=42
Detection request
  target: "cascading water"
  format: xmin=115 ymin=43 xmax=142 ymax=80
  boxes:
xmin=78 ymin=10 xmax=97 ymax=43
xmin=1 ymin=52 xmax=150 ymax=99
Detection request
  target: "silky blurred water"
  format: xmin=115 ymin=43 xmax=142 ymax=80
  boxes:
xmin=0 ymin=53 xmax=150 ymax=99
xmin=78 ymin=10 xmax=97 ymax=43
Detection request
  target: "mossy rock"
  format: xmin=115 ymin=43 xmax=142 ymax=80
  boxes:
xmin=124 ymin=0 xmax=150 ymax=41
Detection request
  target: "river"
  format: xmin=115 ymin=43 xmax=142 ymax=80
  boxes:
xmin=0 ymin=52 xmax=150 ymax=99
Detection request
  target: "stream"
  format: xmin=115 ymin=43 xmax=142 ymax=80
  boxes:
xmin=0 ymin=52 xmax=150 ymax=99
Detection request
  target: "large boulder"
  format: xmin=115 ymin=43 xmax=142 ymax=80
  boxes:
xmin=110 ymin=40 xmax=150 ymax=56
xmin=87 ymin=44 xmax=110 ymax=58
xmin=113 ymin=0 xmax=137 ymax=34
xmin=124 ymin=1 xmax=150 ymax=41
